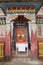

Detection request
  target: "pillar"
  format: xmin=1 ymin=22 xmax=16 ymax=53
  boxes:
xmin=31 ymin=23 xmax=38 ymax=57
xmin=5 ymin=17 xmax=11 ymax=58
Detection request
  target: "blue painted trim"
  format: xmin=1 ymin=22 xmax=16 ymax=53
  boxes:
xmin=0 ymin=2 xmax=42 ymax=13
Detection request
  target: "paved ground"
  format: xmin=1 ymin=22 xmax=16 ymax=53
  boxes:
xmin=0 ymin=58 xmax=43 ymax=65
xmin=0 ymin=50 xmax=43 ymax=65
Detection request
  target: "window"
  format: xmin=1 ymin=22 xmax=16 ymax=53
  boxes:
xmin=0 ymin=17 xmax=6 ymax=25
xmin=36 ymin=19 xmax=43 ymax=37
xmin=0 ymin=17 xmax=6 ymax=38
xmin=37 ymin=24 xmax=42 ymax=36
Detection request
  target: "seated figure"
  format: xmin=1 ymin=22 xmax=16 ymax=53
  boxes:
xmin=17 ymin=34 xmax=25 ymax=43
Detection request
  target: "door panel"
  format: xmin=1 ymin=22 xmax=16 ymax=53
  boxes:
xmin=15 ymin=26 xmax=28 ymax=43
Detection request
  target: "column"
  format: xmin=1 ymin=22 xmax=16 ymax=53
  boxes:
xmin=31 ymin=23 xmax=37 ymax=57
xmin=5 ymin=16 xmax=11 ymax=58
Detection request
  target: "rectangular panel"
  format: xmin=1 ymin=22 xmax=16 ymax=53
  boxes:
xmin=0 ymin=25 xmax=6 ymax=38
xmin=36 ymin=24 xmax=43 ymax=37
xmin=0 ymin=43 xmax=4 ymax=58
xmin=39 ymin=42 xmax=43 ymax=57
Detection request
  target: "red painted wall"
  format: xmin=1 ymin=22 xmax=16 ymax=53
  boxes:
xmin=31 ymin=30 xmax=38 ymax=57
xmin=5 ymin=32 xmax=11 ymax=57
xmin=37 ymin=38 xmax=43 ymax=42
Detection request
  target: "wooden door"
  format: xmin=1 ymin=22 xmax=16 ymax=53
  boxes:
xmin=15 ymin=26 xmax=28 ymax=43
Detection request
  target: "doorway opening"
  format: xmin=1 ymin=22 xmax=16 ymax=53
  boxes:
xmin=12 ymin=15 xmax=31 ymax=54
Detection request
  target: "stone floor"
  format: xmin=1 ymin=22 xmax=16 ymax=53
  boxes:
xmin=0 ymin=50 xmax=43 ymax=65
xmin=0 ymin=58 xmax=43 ymax=65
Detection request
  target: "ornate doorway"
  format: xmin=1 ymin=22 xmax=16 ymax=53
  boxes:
xmin=12 ymin=15 xmax=31 ymax=54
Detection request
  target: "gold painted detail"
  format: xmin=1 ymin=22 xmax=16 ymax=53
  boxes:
xmin=39 ymin=42 xmax=43 ymax=57
xmin=7 ymin=9 xmax=35 ymax=13
xmin=0 ymin=43 xmax=4 ymax=58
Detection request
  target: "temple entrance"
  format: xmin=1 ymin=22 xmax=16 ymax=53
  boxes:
xmin=12 ymin=15 xmax=31 ymax=55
